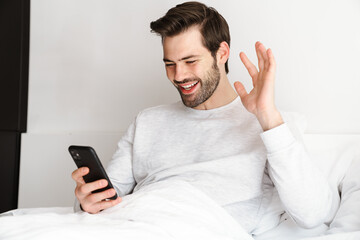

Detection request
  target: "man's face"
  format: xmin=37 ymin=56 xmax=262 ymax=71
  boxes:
xmin=163 ymin=26 xmax=220 ymax=108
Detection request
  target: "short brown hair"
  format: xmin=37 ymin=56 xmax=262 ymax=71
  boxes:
xmin=150 ymin=1 xmax=231 ymax=74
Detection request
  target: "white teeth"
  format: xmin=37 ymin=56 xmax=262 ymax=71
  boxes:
xmin=181 ymin=82 xmax=198 ymax=90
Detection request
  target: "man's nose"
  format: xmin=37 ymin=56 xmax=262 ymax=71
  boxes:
xmin=174 ymin=64 xmax=186 ymax=81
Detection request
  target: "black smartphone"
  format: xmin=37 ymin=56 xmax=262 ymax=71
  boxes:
xmin=68 ymin=145 xmax=118 ymax=200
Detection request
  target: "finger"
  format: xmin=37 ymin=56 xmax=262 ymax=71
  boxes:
xmin=71 ymin=167 xmax=89 ymax=184
xmin=255 ymin=41 xmax=264 ymax=71
xmin=84 ymin=188 xmax=118 ymax=205
xmin=259 ymin=42 xmax=270 ymax=70
xmin=266 ymin=48 xmax=276 ymax=73
xmin=258 ymin=42 xmax=268 ymax=60
xmin=77 ymin=179 xmax=108 ymax=197
xmin=89 ymin=197 xmax=122 ymax=214
xmin=234 ymin=81 xmax=248 ymax=100
xmin=239 ymin=52 xmax=258 ymax=82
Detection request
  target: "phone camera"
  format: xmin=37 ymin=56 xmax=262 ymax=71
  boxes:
xmin=71 ymin=150 xmax=81 ymax=160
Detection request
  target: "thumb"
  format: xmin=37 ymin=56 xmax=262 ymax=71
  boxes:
xmin=234 ymin=81 xmax=248 ymax=100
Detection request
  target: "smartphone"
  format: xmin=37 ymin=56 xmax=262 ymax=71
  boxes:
xmin=69 ymin=145 xmax=118 ymax=200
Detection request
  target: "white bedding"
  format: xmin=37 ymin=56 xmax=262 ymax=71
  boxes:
xmin=0 ymin=180 xmax=253 ymax=240
xmin=1 ymin=134 xmax=359 ymax=239
xmin=1 ymin=178 xmax=359 ymax=240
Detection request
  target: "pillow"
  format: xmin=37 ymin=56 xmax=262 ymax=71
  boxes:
xmin=302 ymin=134 xmax=360 ymax=224
xmin=254 ymin=135 xmax=360 ymax=239
xmin=326 ymin=143 xmax=360 ymax=234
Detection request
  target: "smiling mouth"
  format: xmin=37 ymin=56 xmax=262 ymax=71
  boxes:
xmin=180 ymin=81 xmax=199 ymax=90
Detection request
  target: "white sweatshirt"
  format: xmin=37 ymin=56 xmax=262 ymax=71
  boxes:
xmin=78 ymin=97 xmax=333 ymax=234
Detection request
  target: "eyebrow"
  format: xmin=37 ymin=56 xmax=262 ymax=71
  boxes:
xmin=163 ymin=55 xmax=200 ymax=62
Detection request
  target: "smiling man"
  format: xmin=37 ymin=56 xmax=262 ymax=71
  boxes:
xmin=162 ymin=26 xmax=226 ymax=109
xmin=72 ymin=1 xmax=333 ymax=235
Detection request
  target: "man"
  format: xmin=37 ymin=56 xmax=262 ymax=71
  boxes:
xmin=72 ymin=1 xmax=332 ymax=234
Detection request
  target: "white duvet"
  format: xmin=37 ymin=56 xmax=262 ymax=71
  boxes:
xmin=0 ymin=180 xmax=253 ymax=240
xmin=2 ymin=134 xmax=359 ymax=239
xmin=1 ymin=179 xmax=360 ymax=240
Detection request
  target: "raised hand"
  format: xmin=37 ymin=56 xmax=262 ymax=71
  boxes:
xmin=234 ymin=41 xmax=283 ymax=131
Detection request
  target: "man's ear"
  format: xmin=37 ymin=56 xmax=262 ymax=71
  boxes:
xmin=216 ymin=41 xmax=230 ymax=65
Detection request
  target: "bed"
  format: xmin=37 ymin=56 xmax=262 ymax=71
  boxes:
xmin=1 ymin=133 xmax=359 ymax=239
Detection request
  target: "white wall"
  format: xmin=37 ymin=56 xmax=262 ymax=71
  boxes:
xmin=19 ymin=0 xmax=360 ymax=208
xmin=19 ymin=133 xmax=121 ymax=208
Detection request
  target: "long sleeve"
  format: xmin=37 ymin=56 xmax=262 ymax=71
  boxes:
xmin=106 ymin=121 xmax=137 ymax=197
xmin=260 ymin=123 xmax=333 ymax=228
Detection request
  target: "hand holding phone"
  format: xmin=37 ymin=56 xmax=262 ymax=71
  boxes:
xmin=69 ymin=145 xmax=121 ymax=213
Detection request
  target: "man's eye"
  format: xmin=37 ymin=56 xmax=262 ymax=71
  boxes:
xmin=165 ymin=63 xmax=175 ymax=67
xmin=186 ymin=60 xmax=196 ymax=64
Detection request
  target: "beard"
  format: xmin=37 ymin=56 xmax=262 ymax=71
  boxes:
xmin=175 ymin=59 xmax=221 ymax=108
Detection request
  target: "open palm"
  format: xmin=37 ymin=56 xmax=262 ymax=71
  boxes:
xmin=234 ymin=41 xmax=283 ymax=131
xmin=234 ymin=41 xmax=276 ymax=117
